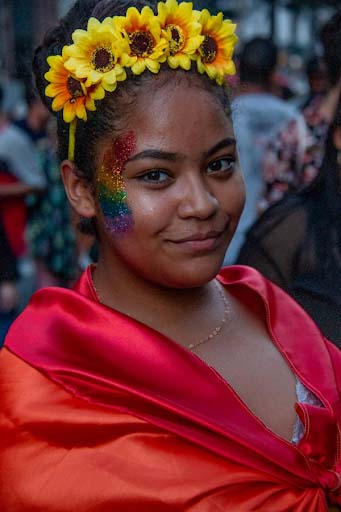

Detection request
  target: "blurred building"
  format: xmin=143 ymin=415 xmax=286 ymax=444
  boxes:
xmin=1 ymin=0 xmax=58 ymax=77
xmin=0 ymin=0 xmax=338 ymax=87
xmin=211 ymin=0 xmax=337 ymax=52
xmin=0 ymin=0 xmax=69 ymax=85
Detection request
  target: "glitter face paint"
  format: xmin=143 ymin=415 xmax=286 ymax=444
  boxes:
xmin=97 ymin=132 xmax=136 ymax=234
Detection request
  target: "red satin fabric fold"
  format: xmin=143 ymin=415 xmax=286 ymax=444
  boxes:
xmin=1 ymin=265 xmax=341 ymax=511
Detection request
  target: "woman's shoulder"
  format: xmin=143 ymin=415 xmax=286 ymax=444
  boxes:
xmin=217 ymin=265 xmax=341 ymax=398
xmin=0 ymin=347 xmax=148 ymax=443
xmin=218 ymin=264 xmax=278 ymax=292
xmin=217 ymin=264 xmax=334 ymax=354
xmin=4 ymin=268 xmax=96 ymax=338
xmin=218 ymin=264 xmax=323 ymax=324
xmin=0 ymin=347 xmax=64 ymax=411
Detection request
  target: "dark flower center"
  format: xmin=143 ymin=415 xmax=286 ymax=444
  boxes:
xmin=67 ymin=76 xmax=84 ymax=102
xmin=129 ymin=31 xmax=154 ymax=57
xmin=167 ymin=24 xmax=185 ymax=55
xmin=199 ymin=35 xmax=218 ymax=63
xmin=91 ymin=46 xmax=114 ymax=72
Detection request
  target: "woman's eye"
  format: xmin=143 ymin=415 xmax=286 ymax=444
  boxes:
xmin=138 ymin=170 xmax=170 ymax=184
xmin=207 ymin=158 xmax=235 ymax=174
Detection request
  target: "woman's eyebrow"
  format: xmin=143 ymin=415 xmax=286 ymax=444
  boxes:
xmin=127 ymin=149 xmax=182 ymax=162
xmin=205 ymin=137 xmax=236 ymax=159
xmin=126 ymin=137 xmax=236 ymax=163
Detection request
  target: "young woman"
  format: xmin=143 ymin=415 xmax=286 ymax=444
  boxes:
xmin=1 ymin=1 xmax=340 ymax=510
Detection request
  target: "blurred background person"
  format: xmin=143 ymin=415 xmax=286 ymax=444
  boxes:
xmin=270 ymin=50 xmax=297 ymax=101
xmin=225 ymin=37 xmax=304 ymax=263
xmin=299 ymin=56 xmax=328 ymax=111
xmin=20 ymin=89 xmax=79 ymax=288
xmin=260 ymin=10 xmax=341 ymax=214
xmin=0 ymin=83 xmax=46 ymax=311
xmin=0 ymin=85 xmax=46 ymax=254
xmin=237 ymin=95 xmax=341 ymax=348
xmin=0 ymin=217 xmax=18 ymax=346
xmin=15 ymin=88 xmax=50 ymax=146
xmin=25 ymin=129 xmax=79 ymax=288
xmin=0 ymin=85 xmax=45 ymax=198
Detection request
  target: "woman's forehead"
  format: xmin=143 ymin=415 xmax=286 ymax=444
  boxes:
xmin=123 ymin=85 xmax=232 ymax=147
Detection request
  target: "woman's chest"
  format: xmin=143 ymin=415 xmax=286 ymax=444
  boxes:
xmin=194 ymin=328 xmax=298 ymax=442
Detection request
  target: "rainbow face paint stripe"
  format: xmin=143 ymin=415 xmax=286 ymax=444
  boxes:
xmin=97 ymin=132 xmax=136 ymax=234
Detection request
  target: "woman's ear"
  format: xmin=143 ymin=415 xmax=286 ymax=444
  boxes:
xmin=61 ymin=160 xmax=96 ymax=218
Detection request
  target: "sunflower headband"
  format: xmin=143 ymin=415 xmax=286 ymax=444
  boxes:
xmin=44 ymin=0 xmax=238 ymax=160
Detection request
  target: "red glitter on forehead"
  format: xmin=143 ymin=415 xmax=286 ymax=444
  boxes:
xmin=101 ymin=131 xmax=136 ymax=178
xmin=113 ymin=131 xmax=136 ymax=165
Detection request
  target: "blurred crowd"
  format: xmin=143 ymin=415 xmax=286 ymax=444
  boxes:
xmin=0 ymin=79 xmax=94 ymax=344
xmin=1 ymin=8 xmax=341 ymax=347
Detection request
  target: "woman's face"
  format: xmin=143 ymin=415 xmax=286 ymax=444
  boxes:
xmin=96 ymin=84 xmax=245 ymax=287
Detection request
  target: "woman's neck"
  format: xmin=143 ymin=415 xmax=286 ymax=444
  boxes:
xmin=93 ymin=253 xmax=213 ymax=317
xmin=92 ymin=251 xmax=222 ymax=348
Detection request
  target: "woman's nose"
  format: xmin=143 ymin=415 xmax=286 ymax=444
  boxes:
xmin=177 ymin=174 xmax=219 ymax=220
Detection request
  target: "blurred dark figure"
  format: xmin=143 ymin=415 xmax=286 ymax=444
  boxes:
xmin=261 ymin=11 xmax=341 ymax=213
xmin=226 ymin=37 xmax=302 ymax=263
xmin=237 ymin=98 xmax=341 ymax=348
xmin=301 ymin=56 xmax=328 ymax=110
xmin=26 ymin=145 xmax=79 ymax=288
xmin=5 ymin=86 xmax=78 ymax=289
xmin=271 ymin=51 xmax=297 ymax=101
xmin=0 ymin=86 xmax=46 ymax=196
xmin=271 ymin=72 xmax=295 ymax=101
xmin=15 ymin=89 xmax=50 ymax=144
xmin=0 ymin=85 xmax=46 ymax=260
xmin=0 ymin=84 xmax=47 ymax=311
xmin=0 ymin=217 xmax=18 ymax=346
xmin=17 ymin=89 xmax=78 ymax=288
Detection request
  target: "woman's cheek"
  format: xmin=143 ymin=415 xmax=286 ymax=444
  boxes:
xmin=97 ymin=132 xmax=136 ymax=235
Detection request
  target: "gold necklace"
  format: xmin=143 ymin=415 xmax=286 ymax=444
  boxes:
xmin=92 ymin=275 xmax=229 ymax=351
xmin=188 ymin=280 xmax=230 ymax=351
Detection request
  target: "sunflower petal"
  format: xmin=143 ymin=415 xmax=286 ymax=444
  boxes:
xmin=185 ymin=35 xmax=204 ymax=54
xmin=197 ymin=59 xmax=205 ymax=74
xmin=85 ymin=97 xmax=96 ymax=111
xmin=116 ymin=67 xmax=127 ymax=82
xmin=169 ymin=53 xmax=191 ymax=70
xmin=145 ymin=58 xmax=160 ymax=73
xmin=74 ymin=100 xmax=84 ymax=120
xmin=63 ymin=101 xmax=76 ymax=123
xmin=126 ymin=7 xmax=140 ymax=28
xmin=140 ymin=5 xmax=156 ymax=26
xmin=91 ymin=85 xmax=106 ymax=100
xmin=132 ymin=59 xmax=146 ymax=75
xmin=103 ymin=69 xmax=118 ymax=85
xmin=87 ymin=17 xmax=102 ymax=32
xmin=52 ymin=94 xmax=68 ymax=111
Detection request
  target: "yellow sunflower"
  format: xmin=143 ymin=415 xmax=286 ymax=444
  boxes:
xmin=64 ymin=17 xmax=126 ymax=92
xmin=45 ymin=47 xmax=105 ymax=123
xmin=196 ymin=9 xmax=237 ymax=85
xmin=157 ymin=0 xmax=203 ymax=70
xmin=112 ymin=6 xmax=168 ymax=75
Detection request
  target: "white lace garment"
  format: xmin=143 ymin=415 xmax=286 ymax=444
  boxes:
xmin=292 ymin=378 xmax=324 ymax=444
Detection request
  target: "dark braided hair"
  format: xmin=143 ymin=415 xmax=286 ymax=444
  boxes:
xmin=33 ymin=0 xmax=232 ymax=232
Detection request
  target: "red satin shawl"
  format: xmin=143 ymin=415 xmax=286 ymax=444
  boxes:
xmin=1 ymin=265 xmax=341 ymax=510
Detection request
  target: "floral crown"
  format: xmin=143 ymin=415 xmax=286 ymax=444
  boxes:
xmin=44 ymin=0 xmax=238 ymax=160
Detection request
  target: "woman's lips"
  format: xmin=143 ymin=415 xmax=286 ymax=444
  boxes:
xmin=167 ymin=230 xmax=227 ymax=252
